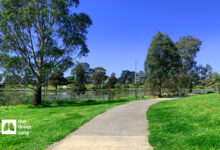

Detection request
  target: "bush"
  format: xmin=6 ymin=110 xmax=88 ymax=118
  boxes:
xmin=115 ymin=84 xmax=122 ymax=89
xmin=123 ymin=84 xmax=130 ymax=88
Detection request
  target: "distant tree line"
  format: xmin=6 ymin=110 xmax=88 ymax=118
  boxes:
xmin=69 ymin=62 xmax=145 ymax=95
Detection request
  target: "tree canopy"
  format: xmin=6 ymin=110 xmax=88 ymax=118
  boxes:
xmin=107 ymin=73 xmax=117 ymax=89
xmin=0 ymin=0 xmax=92 ymax=105
xmin=176 ymin=36 xmax=202 ymax=93
xmin=119 ymin=70 xmax=135 ymax=84
xmin=92 ymin=67 xmax=107 ymax=88
xmin=145 ymin=31 xmax=180 ymax=97
xmin=71 ymin=62 xmax=91 ymax=95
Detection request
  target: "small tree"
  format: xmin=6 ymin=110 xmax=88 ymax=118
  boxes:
xmin=71 ymin=62 xmax=91 ymax=95
xmin=119 ymin=70 xmax=135 ymax=84
xmin=49 ymin=69 xmax=67 ymax=90
xmin=136 ymin=71 xmax=145 ymax=85
xmin=145 ymin=32 xmax=180 ymax=97
xmin=199 ymin=64 xmax=213 ymax=87
xmin=107 ymin=73 xmax=117 ymax=89
xmin=212 ymin=72 xmax=220 ymax=93
xmin=92 ymin=67 xmax=107 ymax=88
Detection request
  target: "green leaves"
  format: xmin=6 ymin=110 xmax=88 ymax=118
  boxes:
xmin=145 ymin=31 xmax=180 ymax=79
xmin=145 ymin=31 xmax=181 ymax=96
xmin=71 ymin=62 xmax=90 ymax=95
xmin=0 ymin=0 xmax=92 ymax=105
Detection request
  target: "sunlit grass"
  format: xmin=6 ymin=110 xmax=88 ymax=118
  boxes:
xmin=147 ymin=94 xmax=220 ymax=150
xmin=0 ymin=96 xmax=152 ymax=150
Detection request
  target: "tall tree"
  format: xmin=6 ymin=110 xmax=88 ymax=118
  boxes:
xmin=92 ymin=67 xmax=107 ymax=88
xmin=145 ymin=32 xmax=180 ymax=97
xmin=0 ymin=0 xmax=92 ymax=105
xmin=176 ymin=36 xmax=202 ymax=93
xmin=71 ymin=62 xmax=91 ymax=95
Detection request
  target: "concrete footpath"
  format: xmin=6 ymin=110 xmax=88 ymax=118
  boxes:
xmin=46 ymin=98 xmax=173 ymax=150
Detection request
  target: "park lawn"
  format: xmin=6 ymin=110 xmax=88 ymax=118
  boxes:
xmin=0 ymin=97 xmax=151 ymax=150
xmin=147 ymin=94 xmax=220 ymax=150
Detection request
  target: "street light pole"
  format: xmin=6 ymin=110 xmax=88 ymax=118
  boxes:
xmin=135 ymin=60 xmax=137 ymax=99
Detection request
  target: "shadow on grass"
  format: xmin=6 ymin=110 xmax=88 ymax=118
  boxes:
xmin=30 ymin=99 xmax=131 ymax=109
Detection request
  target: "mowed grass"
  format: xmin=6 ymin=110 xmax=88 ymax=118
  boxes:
xmin=147 ymin=94 xmax=220 ymax=150
xmin=0 ymin=97 xmax=150 ymax=150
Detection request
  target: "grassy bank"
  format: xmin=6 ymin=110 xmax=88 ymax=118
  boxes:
xmin=147 ymin=94 xmax=220 ymax=150
xmin=0 ymin=96 xmax=151 ymax=150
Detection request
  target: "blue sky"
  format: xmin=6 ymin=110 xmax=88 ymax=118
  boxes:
xmin=66 ymin=0 xmax=220 ymax=77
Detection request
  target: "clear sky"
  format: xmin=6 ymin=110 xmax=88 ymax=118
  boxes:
xmin=65 ymin=0 xmax=220 ymax=77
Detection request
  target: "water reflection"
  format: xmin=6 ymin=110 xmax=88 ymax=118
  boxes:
xmin=0 ymin=90 xmax=150 ymax=105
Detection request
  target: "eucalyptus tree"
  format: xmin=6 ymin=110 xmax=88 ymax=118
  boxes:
xmin=0 ymin=0 xmax=92 ymax=105
xmin=176 ymin=36 xmax=202 ymax=93
xmin=145 ymin=32 xmax=180 ymax=97
xmin=199 ymin=64 xmax=213 ymax=87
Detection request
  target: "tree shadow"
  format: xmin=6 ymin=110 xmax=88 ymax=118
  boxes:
xmin=29 ymin=99 xmax=130 ymax=109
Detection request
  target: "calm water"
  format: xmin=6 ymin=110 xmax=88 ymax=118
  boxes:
xmin=0 ymin=90 xmax=150 ymax=105
xmin=0 ymin=89 xmax=215 ymax=106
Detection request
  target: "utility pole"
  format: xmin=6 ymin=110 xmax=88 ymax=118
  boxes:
xmin=135 ymin=60 xmax=137 ymax=99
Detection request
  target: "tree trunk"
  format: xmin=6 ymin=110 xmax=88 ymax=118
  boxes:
xmin=188 ymin=78 xmax=193 ymax=93
xmin=108 ymin=91 xmax=111 ymax=101
xmin=189 ymin=81 xmax=193 ymax=93
xmin=55 ymin=85 xmax=58 ymax=95
xmin=46 ymin=84 xmax=48 ymax=96
xmin=33 ymin=85 xmax=42 ymax=106
xmin=158 ymin=82 xmax=162 ymax=97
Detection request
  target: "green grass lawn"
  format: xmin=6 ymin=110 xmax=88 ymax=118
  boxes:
xmin=147 ymin=94 xmax=220 ymax=150
xmin=0 ymin=97 xmax=151 ymax=150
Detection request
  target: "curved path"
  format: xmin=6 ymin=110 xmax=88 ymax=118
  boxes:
xmin=46 ymin=98 xmax=173 ymax=150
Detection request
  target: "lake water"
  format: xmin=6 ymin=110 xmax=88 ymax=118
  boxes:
xmin=0 ymin=90 xmax=150 ymax=105
xmin=0 ymin=89 xmax=216 ymax=106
